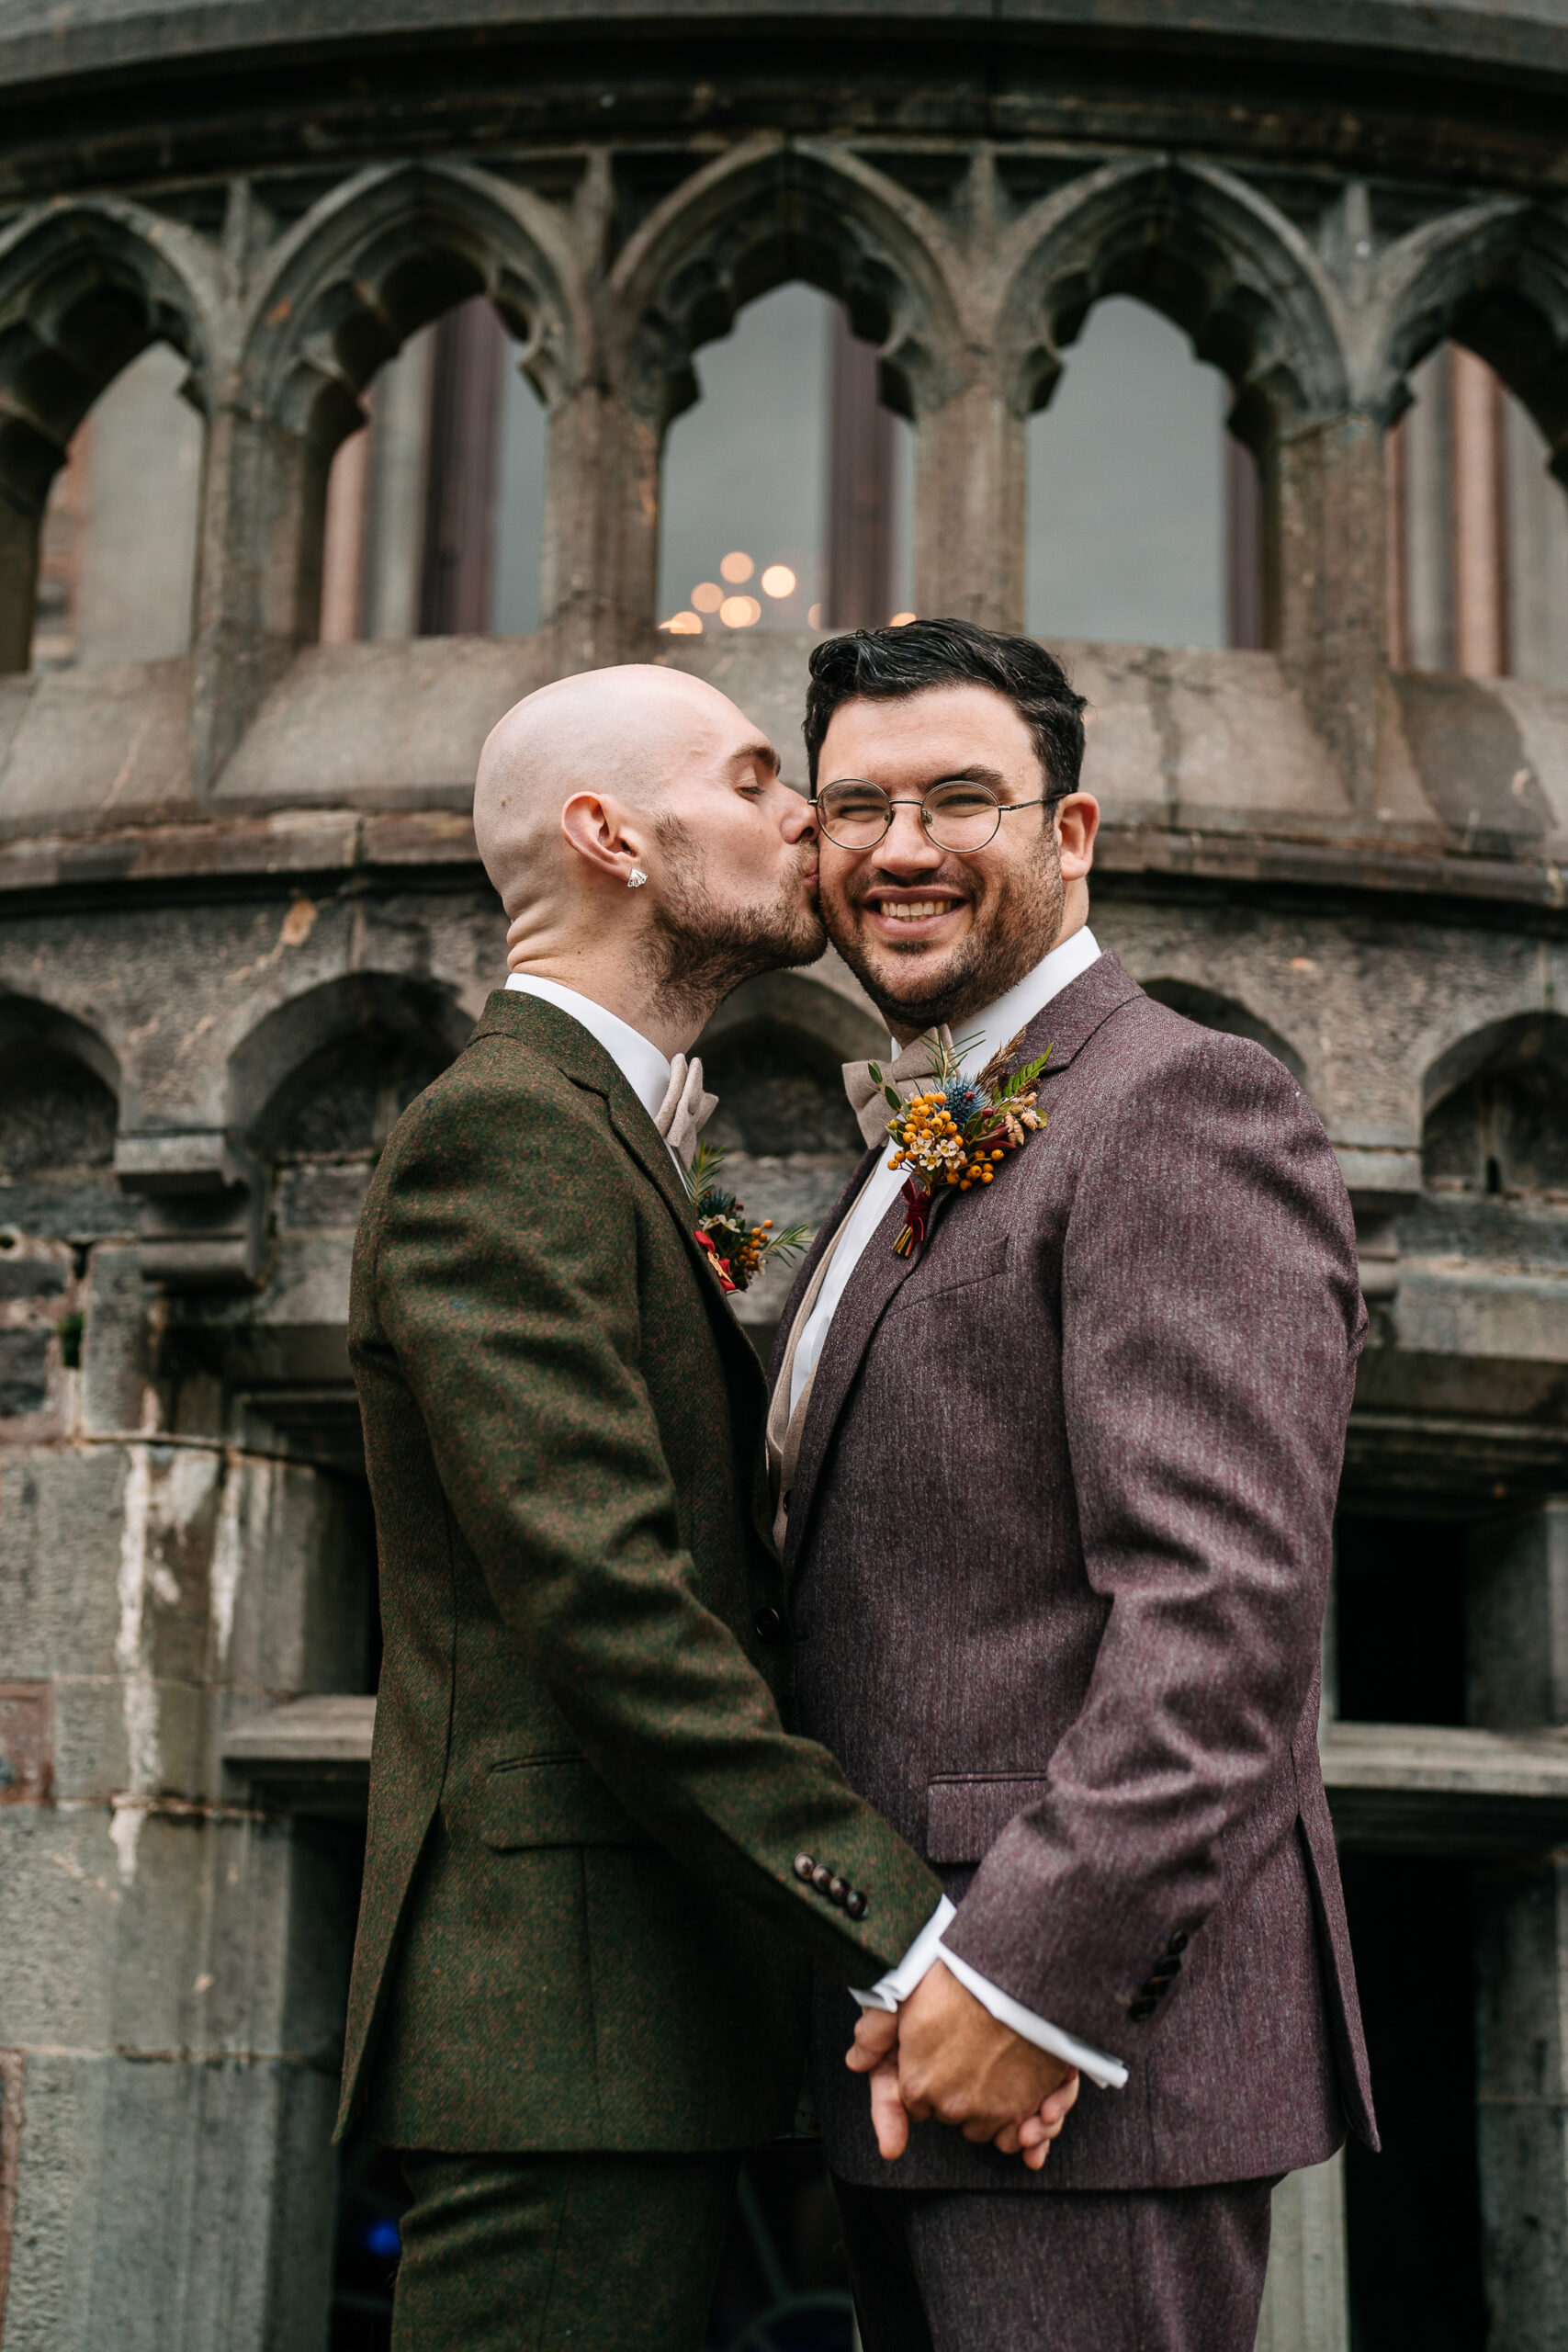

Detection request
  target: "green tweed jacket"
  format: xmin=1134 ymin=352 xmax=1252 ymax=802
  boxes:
xmin=337 ymin=990 xmax=939 ymax=2153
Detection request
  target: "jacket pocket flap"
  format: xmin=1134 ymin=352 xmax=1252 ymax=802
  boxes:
xmin=482 ymin=1755 xmax=655 ymax=1849
xmin=926 ymin=1774 xmax=1054 ymax=1865
xmin=892 ymin=1234 xmax=1011 ymax=1308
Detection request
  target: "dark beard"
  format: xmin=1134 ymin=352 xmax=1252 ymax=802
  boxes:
xmin=639 ymin=810 xmax=827 ymax=1026
xmin=833 ymin=831 xmax=1065 ymax=1034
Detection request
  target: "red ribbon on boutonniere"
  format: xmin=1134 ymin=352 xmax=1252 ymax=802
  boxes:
xmin=687 ymin=1140 xmax=810 ymax=1295
xmin=874 ymin=1028 xmax=1053 ymax=1260
xmin=693 ymin=1227 xmax=737 ymax=1292
xmin=896 ymin=1176 xmax=931 ymax=1260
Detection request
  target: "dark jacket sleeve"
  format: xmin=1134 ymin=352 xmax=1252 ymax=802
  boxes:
xmin=371 ymin=1072 xmax=941 ymax=1984
xmin=941 ymin=1032 xmax=1363 ymax=2051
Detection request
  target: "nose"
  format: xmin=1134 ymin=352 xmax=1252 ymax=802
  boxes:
xmin=781 ymin=787 xmax=817 ymax=845
xmin=877 ymin=797 xmax=943 ymax=872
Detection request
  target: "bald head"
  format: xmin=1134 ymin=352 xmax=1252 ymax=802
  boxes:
xmin=473 ymin=664 xmax=771 ymax=918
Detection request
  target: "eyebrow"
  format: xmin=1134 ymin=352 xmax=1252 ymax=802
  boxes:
xmin=742 ymin=741 xmax=782 ymax=777
xmin=823 ymin=762 xmax=1015 ymax=793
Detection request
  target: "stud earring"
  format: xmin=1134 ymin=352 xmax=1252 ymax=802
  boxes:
xmin=626 ymin=868 xmax=648 ymax=888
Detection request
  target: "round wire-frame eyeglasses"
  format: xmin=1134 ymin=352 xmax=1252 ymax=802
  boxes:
xmin=811 ymin=776 xmax=1058 ymax=854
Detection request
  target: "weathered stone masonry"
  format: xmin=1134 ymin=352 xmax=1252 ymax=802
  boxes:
xmin=2 ymin=6 xmax=1568 ymax=2346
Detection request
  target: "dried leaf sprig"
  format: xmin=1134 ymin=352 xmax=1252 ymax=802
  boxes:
xmin=687 ymin=1138 xmax=811 ymax=1293
xmin=868 ymin=1028 xmax=1052 ymax=1257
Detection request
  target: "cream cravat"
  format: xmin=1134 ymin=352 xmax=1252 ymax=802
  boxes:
xmin=653 ymin=1052 xmax=718 ymax=1174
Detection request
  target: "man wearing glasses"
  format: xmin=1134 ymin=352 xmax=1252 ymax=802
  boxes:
xmin=768 ymin=619 xmax=1376 ymax=2350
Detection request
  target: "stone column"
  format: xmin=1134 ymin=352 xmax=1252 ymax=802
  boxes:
xmin=0 ymin=503 xmax=41 ymax=673
xmin=539 ymin=379 xmax=660 ymax=673
xmin=0 ymin=1241 xmax=371 ymax=2352
xmin=1273 ymin=410 xmax=1387 ymax=812
xmin=1468 ymin=1500 xmax=1568 ymax=2351
xmin=189 ymin=401 xmax=329 ymax=790
xmin=1255 ymin=2154 xmax=1350 ymax=2352
xmin=911 ymin=374 xmax=1026 ymax=633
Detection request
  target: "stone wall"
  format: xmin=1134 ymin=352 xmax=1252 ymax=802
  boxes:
xmin=2 ymin=7 xmax=1568 ymax=2347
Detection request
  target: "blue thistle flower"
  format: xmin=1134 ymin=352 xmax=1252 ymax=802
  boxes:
xmin=942 ymin=1079 xmax=981 ymax=1125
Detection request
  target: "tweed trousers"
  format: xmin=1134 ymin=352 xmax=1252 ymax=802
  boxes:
xmin=390 ymin=2148 xmax=740 ymax=2349
xmin=833 ymin=2172 xmax=1279 ymax=2352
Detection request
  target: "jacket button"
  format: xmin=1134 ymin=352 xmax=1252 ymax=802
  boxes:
xmin=1167 ymin=1930 xmax=1188 ymax=1954
xmin=794 ymin=1853 xmax=816 ymax=1883
xmin=1129 ymin=1996 xmax=1157 ymax=2020
xmin=783 ymin=1488 xmax=793 ymax=1509
xmin=754 ymin=1605 xmax=784 ymax=1642
xmin=812 ymin=1864 xmax=833 ymax=1894
xmin=827 ymin=1876 xmax=848 ymax=1905
xmin=844 ymin=1890 xmax=868 ymax=1919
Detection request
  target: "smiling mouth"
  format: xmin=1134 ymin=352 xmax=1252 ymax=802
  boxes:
xmin=863 ymin=893 xmax=969 ymax=933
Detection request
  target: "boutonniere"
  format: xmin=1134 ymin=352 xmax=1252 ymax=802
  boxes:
xmin=688 ymin=1140 xmax=810 ymax=1295
xmin=870 ymin=1028 xmax=1052 ymax=1259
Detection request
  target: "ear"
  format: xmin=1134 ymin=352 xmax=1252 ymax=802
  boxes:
xmin=559 ymin=791 xmax=649 ymax=887
xmin=1055 ymin=792 xmax=1099 ymax=880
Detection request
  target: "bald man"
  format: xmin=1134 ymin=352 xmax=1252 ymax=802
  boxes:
xmin=334 ymin=667 xmax=1059 ymax=2351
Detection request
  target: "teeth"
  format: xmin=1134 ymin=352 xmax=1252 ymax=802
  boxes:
xmin=884 ymin=900 xmax=948 ymax=922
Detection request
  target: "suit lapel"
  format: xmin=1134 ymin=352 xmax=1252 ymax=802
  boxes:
xmin=471 ymin=990 xmax=768 ymax=1420
xmin=783 ymin=1178 xmax=924 ymax=1579
xmin=781 ymin=949 xmax=1144 ymax=1579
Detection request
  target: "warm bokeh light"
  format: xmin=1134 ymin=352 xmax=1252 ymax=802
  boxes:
xmin=660 ymin=611 xmax=704 ymax=634
xmin=720 ymin=550 xmax=754 ymax=583
xmin=691 ymin=581 xmax=723 ymax=613
xmin=761 ymin=563 xmax=796 ymax=598
xmin=807 ymin=603 xmax=823 ymax=628
xmin=889 ymin=611 xmax=917 ymax=627
xmin=719 ymin=594 xmax=761 ymax=628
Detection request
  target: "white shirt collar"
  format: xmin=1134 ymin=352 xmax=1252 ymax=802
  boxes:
xmin=503 ymin=974 xmax=672 ymax=1125
xmin=908 ymin=922 xmax=1101 ymax=1075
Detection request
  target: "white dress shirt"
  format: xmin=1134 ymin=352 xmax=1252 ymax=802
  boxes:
xmin=795 ymin=926 xmax=1127 ymax=2092
xmin=790 ymin=921 xmax=1104 ymax=1418
xmin=505 ymin=972 xmax=673 ymax=1125
xmin=505 ymin=963 xmax=1125 ymax=2092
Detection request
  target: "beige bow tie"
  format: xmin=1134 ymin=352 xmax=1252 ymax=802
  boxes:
xmin=840 ymin=1027 xmax=954 ymax=1149
xmin=654 ymin=1052 xmax=719 ymax=1173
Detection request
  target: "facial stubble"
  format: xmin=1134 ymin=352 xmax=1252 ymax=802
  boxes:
xmin=639 ymin=809 xmax=827 ymax=1027
xmin=830 ymin=820 xmax=1066 ymax=1035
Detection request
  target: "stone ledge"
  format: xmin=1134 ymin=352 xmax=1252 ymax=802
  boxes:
xmin=4 ymin=0 xmax=1568 ymax=96
xmin=3 ymin=803 xmax=1564 ymax=922
xmin=221 ymin=1699 xmax=1568 ymax=1851
xmin=1324 ymin=1720 xmax=1568 ymax=1852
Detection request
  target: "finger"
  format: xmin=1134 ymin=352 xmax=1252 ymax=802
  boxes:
xmin=1021 ymin=2137 xmax=1049 ymax=2172
xmin=1045 ymin=2071 xmax=1081 ymax=2121
xmin=868 ymin=2059 xmax=909 ymax=2162
xmin=992 ymin=2122 xmax=1023 ymax=2155
xmin=846 ymin=2010 xmax=899 ymax=2074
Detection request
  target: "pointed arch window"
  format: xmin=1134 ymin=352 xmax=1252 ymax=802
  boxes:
xmin=656 ymin=282 xmax=913 ymax=641
xmin=1024 ymin=296 xmax=1262 ymax=652
xmin=1384 ymin=343 xmax=1568 ymax=686
xmin=318 ymin=293 xmax=547 ymax=643
xmin=30 ymin=342 xmax=203 ymax=671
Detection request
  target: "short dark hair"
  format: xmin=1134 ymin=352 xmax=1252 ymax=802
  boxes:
xmin=803 ymin=618 xmax=1089 ymax=798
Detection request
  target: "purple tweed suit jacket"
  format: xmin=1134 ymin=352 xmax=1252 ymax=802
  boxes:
xmin=771 ymin=950 xmax=1377 ymax=2193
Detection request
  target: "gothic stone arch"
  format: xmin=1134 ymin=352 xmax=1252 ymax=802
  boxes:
xmin=0 ymin=198 xmax=219 ymax=672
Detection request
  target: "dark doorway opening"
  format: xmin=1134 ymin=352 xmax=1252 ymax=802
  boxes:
xmin=1341 ymin=1854 xmax=1488 ymax=2351
xmin=1334 ymin=1514 xmax=1470 ymax=1726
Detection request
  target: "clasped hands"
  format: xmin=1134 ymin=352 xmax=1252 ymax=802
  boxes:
xmin=846 ymin=1959 xmax=1080 ymax=2172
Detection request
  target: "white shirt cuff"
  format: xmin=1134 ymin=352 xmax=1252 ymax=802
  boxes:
xmin=852 ymin=1895 xmax=957 ymax=2012
xmin=937 ymin=1942 xmax=1128 ymax=2092
xmin=849 ymin=1895 xmax=1128 ymax=2094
